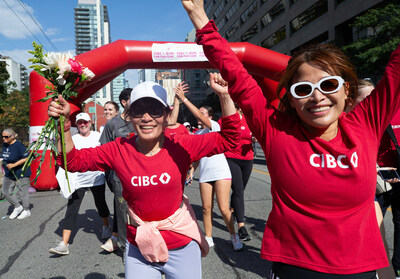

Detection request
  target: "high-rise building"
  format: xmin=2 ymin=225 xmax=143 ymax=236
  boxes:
xmin=156 ymin=70 xmax=182 ymax=106
xmin=75 ymin=0 xmax=126 ymax=106
xmin=0 ymin=57 xmax=29 ymax=92
xmin=138 ymin=69 xmax=157 ymax=83
xmin=205 ymin=0 xmax=386 ymax=55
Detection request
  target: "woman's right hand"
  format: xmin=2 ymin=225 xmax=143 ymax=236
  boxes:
xmin=48 ymin=95 xmax=71 ymax=122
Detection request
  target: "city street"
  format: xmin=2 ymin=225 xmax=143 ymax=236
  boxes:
xmin=0 ymin=148 xmax=396 ymax=279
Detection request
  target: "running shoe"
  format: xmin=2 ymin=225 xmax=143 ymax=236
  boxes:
xmin=49 ymin=241 xmax=69 ymax=255
xmin=9 ymin=205 xmax=23 ymax=220
xmin=17 ymin=210 xmax=31 ymax=219
xmin=101 ymin=237 xmax=119 ymax=252
xmin=238 ymin=226 xmax=251 ymax=241
xmin=230 ymin=233 xmax=243 ymax=251
xmin=205 ymin=236 xmax=214 ymax=247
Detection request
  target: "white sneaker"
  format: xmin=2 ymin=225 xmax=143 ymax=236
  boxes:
xmin=17 ymin=210 xmax=31 ymax=220
xmin=102 ymin=225 xmax=112 ymax=239
xmin=205 ymin=236 xmax=214 ymax=247
xmin=9 ymin=205 xmax=23 ymax=220
xmin=230 ymin=233 xmax=243 ymax=251
xmin=101 ymin=237 xmax=119 ymax=252
xmin=49 ymin=241 xmax=69 ymax=255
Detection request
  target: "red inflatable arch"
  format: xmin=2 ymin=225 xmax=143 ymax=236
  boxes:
xmin=29 ymin=40 xmax=290 ymax=190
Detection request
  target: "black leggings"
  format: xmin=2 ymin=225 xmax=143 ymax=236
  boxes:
xmin=271 ymin=262 xmax=376 ymax=279
xmin=63 ymin=184 xmax=110 ymax=230
xmin=227 ymin=158 xmax=253 ymax=224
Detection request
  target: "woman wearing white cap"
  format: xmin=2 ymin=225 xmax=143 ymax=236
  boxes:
xmin=49 ymin=112 xmax=111 ymax=256
xmin=47 ymin=81 xmax=240 ymax=278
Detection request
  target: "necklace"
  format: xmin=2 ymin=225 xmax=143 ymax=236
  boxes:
xmin=136 ymin=138 xmax=163 ymax=157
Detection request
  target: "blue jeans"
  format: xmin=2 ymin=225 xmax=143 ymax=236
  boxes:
xmin=376 ymin=182 xmax=400 ymax=271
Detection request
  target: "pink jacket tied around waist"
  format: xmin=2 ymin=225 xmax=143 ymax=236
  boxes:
xmin=127 ymin=194 xmax=209 ymax=262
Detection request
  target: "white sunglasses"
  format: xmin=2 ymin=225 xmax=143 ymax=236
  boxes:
xmin=290 ymin=76 xmax=345 ymax=99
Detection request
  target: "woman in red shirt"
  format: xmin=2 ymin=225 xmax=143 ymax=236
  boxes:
xmin=181 ymin=0 xmax=400 ymax=278
xmin=48 ymin=81 xmax=240 ymax=279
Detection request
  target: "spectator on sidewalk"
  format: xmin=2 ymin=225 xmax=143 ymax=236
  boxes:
xmin=49 ymin=113 xmax=111 ymax=255
xmin=1 ymin=128 xmax=31 ymax=220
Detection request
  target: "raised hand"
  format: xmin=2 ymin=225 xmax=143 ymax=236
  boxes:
xmin=210 ymin=72 xmax=228 ymax=95
xmin=181 ymin=0 xmax=203 ymax=13
xmin=181 ymin=0 xmax=209 ymax=30
xmin=173 ymin=81 xmax=190 ymax=101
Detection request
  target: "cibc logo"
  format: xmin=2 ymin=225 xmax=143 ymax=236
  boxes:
xmin=309 ymin=151 xmax=358 ymax=169
xmin=131 ymin=173 xmax=171 ymax=186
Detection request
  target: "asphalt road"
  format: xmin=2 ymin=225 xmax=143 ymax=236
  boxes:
xmin=0 ymin=147 xmax=396 ymax=279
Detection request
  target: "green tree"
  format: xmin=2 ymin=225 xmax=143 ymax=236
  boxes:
xmin=341 ymin=1 xmax=400 ymax=80
xmin=0 ymin=87 xmax=30 ymax=127
xmin=0 ymin=55 xmax=10 ymax=112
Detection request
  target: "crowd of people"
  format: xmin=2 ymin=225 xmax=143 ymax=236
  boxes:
xmin=1 ymin=1 xmax=400 ymax=278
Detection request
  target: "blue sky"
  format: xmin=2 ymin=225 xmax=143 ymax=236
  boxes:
xmin=0 ymin=0 xmax=194 ymax=86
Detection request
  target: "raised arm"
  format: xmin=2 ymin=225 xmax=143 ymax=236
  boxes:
xmin=47 ymin=95 xmax=75 ymax=153
xmin=181 ymin=0 xmax=209 ymax=30
xmin=174 ymin=81 xmax=212 ymax=129
xmin=181 ymin=2 xmax=272 ymax=148
xmin=209 ymin=72 xmax=236 ymax=117
xmin=168 ymin=94 xmax=181 ymax=126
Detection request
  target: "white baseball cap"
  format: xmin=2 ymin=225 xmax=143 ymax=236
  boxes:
xmin=183 ymin=122 xmax=190 ymax=127
xmin=75 ymin=112 xmax=91 ymax=123
xmin=129 ymin=81 xmax=168 ymax=107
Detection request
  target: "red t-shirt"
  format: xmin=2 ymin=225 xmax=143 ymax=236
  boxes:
xmin=377 ymin=109 xmax=400 ymax=167
xmin=197 ymin=20 xmax=400 ymax=274
xmin=164 ymin=124 xmax=190 ymax=138
xmin=58 ymin=113 xmax=240 ymax=249
xmin=218 ymin=115 xmax=254 ymax=160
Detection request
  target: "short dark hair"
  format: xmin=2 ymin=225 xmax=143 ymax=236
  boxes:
xmin=119 ymin=88 xmax=133 ymax=106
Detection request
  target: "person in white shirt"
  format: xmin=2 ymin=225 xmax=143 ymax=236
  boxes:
xmin=49 ymin=112 xmax=111 ymax=255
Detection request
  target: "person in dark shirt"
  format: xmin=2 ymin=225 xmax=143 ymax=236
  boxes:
xmin=1 ymin=128 xmax=31 ymax=220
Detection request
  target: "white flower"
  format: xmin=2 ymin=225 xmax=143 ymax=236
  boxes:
xmin=43 ymin=52 xmax=73 ymax=69
xmin=83 ymin=67 xmax=95 ymax=81
xmin=57 ymin=58 xmax=71 ymax=78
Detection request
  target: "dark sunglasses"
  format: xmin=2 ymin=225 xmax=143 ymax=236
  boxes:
xmin=290 ymin=76 xmax=345 ymax=99
xmin=2 ymin=135 xmax=11 ymax=139
xmin=130 ymin=106 xmax=166 ymax=119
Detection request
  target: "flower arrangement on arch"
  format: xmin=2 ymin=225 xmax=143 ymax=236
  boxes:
xmin=21 ymin=42 xmax=95 ymax=191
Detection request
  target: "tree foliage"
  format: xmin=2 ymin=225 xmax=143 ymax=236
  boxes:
xmin=341 ymin=2 xmax=400 ymax=80
xmin=0 ymin=87 xmax=30 ymax=127
xmin=0 ymin=55 xmax=10 ymax=112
